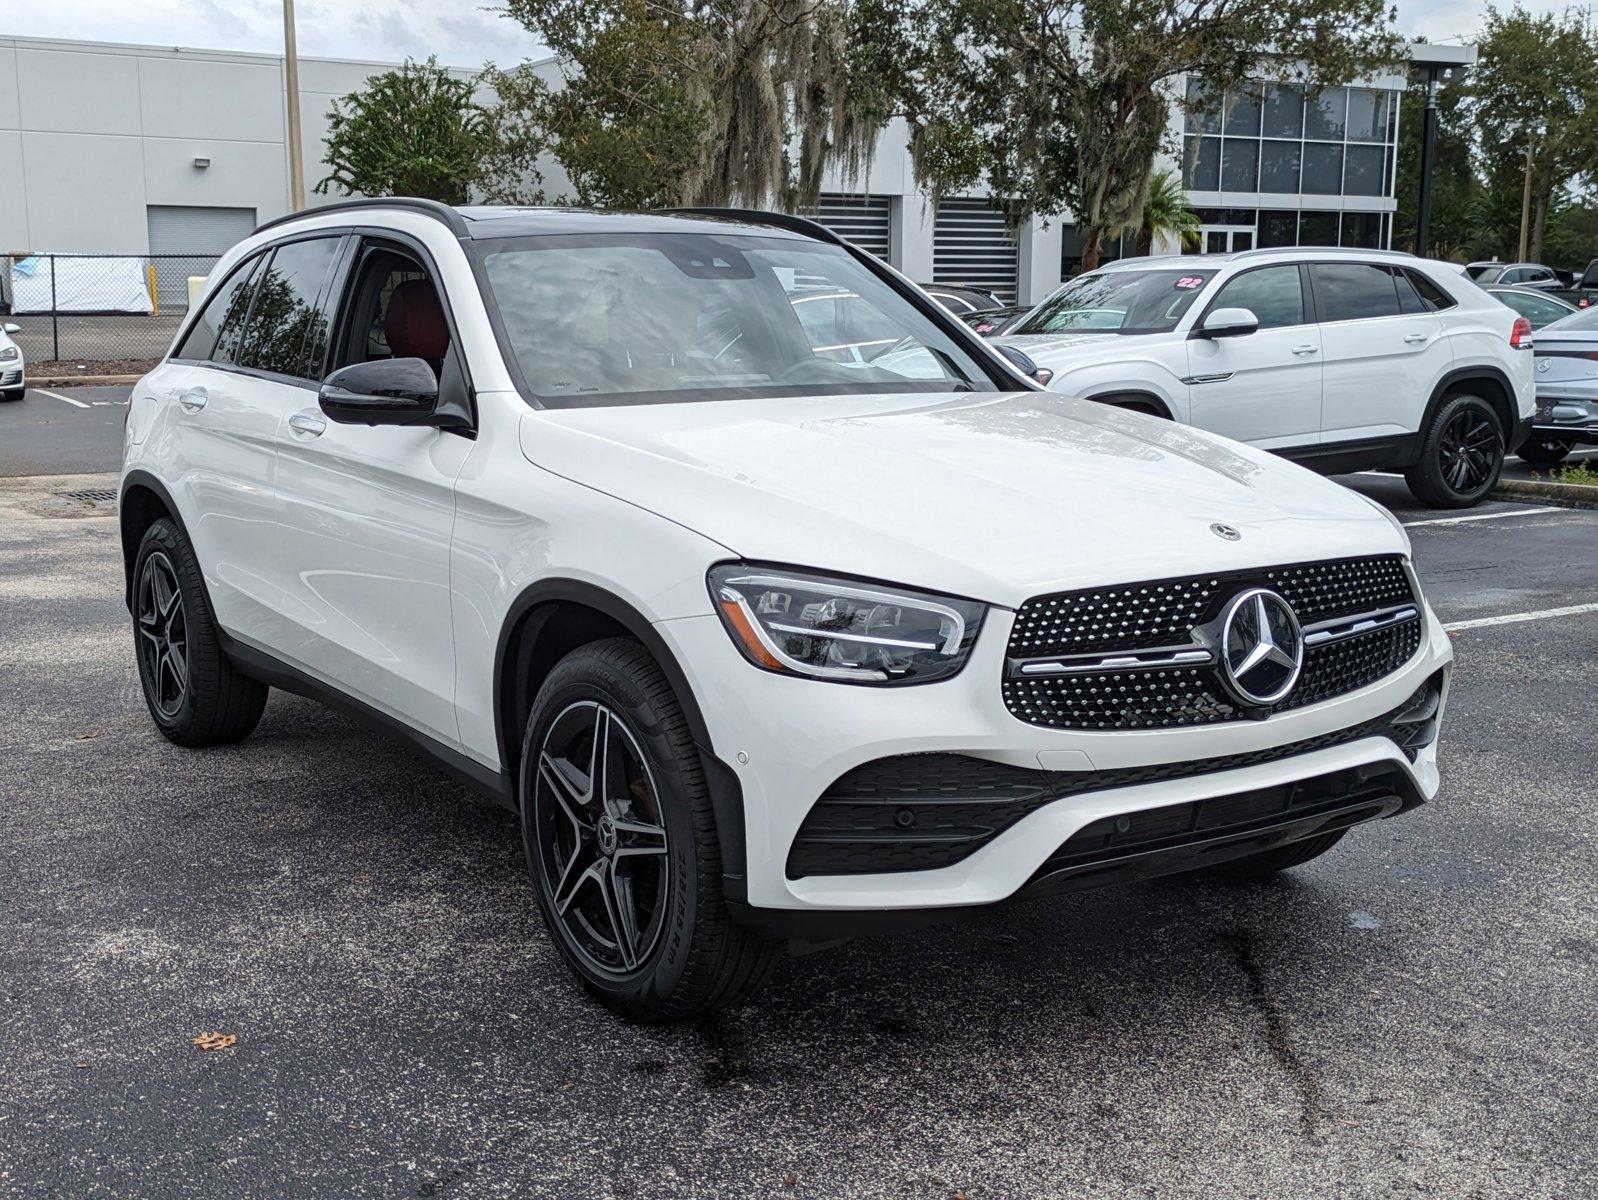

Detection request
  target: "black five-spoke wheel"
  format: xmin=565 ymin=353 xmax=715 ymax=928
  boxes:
xmin=1438 ymin=408 xmax=1499 ymax=494
xmin=137 ymin=550 xmax=189 ymax=719
xmin=532 ymin=700 xmax=671 ymax=977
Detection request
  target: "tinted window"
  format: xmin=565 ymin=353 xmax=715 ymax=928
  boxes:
xmin=1464 ymin=264 xmax=1493 ymax=280
xmin=1344 ymin=144 xmax=1387 ymax=196
xmin=212 ymin=255 xmax=268 ymax=365
xmin=1495 ymin=290 xmax=1570 ymax=327
xmin=1016 ymin=269 xmax=1216 ymax=335
xmin=1312 ymin=263 xmax=1401 ymax=321
xmin=237 ymin=237 xmax=342 ymax=379
xmin=175 ymin=253 xmax=263 ymax=362
xmin=1407 ymin=270 xmax=1457 ymax=311
xmin=1210 ymin=266 xmax=1304 ymax=329
xmin=1305 ymin=88 xmax=1347 ymax=140
xmin=1302 ymin=143 xmax=1343 ymax=194
xmin=1183 ymin=136 xmax=1220 ymax=189
xmin=1220 ymin=139 xmax=1258 ymax=190
xmin=1260 ymin=141 xmax=1301 ymax=191
xmin=1501 ymin=267 xmax=1528 ymax=284
xmin=1261 ymin=82 xmax=1305 ymax=138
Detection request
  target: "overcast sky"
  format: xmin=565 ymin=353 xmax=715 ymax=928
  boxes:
xmin=0 ymin=0 xmax=1581 ymax=69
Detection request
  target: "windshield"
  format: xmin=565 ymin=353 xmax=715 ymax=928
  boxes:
xmin=475 ymin=232 xmax=997 ymax=407
xmin=1012 ymin=269 xmax=1216 ymax=335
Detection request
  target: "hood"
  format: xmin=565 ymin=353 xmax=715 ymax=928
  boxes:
xmin=995 ymin=330 xmax=1166 ymax=372
xmin=518 ymin=391 xmax=1405 ymax=609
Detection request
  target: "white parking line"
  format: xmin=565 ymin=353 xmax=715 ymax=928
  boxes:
xmin=1404 ymin=506 xmax=1562 ymax=528
xmin=1443 ymin=602 xmax=1598 ymax=633
xmin=32 ymin=388 xmax=90 ymax=409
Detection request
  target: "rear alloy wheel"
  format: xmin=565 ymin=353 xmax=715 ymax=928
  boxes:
xmin=520 ymin=638 xmax=780 ymax=1021
xmin=1405 ymin=394 xmax=1504 ymax=508
xmin=1517 ymin=438 xmax=1572 ymax=466
xmin=132 ymin=518 xmax=268 ymax=746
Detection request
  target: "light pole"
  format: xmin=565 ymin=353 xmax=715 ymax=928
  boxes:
xmin=1408 ymin=44 xmax=1475 ymax=259
xmin=283 ymin=0 xmax=306 ymax=212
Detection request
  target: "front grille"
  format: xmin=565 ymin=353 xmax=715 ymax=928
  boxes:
xmin=787 ymin=673 xmax=1442 ymax=877
xmin=1004 ymin=555 xmax=1419 ymax=730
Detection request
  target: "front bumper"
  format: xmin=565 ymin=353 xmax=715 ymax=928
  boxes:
xmin=660 ymin=600 xmax=1454 ymax=922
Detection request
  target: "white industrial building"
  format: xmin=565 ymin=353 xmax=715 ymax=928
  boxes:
xmin=2 ymin=34 xmax=1420 ymax=308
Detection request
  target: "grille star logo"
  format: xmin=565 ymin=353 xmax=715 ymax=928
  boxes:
xmin=1219 ymin=587 xmax=1303 ymax=707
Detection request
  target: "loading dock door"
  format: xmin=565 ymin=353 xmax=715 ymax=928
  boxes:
xmin=146 ymin=205 xmax=258 ymax=309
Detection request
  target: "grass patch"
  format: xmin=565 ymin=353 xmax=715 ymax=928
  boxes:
xmin=1552 ymin=460 xmax=1598 ymax=488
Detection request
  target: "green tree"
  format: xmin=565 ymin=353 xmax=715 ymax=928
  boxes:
xmin=895 ymin=0 xmax=1404 ymax=271
xmin=318 ymin=57 xmax=490 ymax=204
xmin=1123 ymin=167 xmax=1199 ymax=255
xmin=1470 ymin=5 xmax=1598 ymax=263
xmin=485 ymin=0 xmax=901 ymax=209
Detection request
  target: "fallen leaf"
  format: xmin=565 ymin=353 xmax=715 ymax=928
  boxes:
xmin=782 ymin=1172 xmax=798 ymax=1188
xmin=192 ymin=1031 xmax=237 ymax=1052
xmin=73 ymin=731 xmax=100 ymax=741
xmin=73 ymin=1061 xmax=89 ymax=1069
xmin=355 ymin=874 xmax=373 ymax=882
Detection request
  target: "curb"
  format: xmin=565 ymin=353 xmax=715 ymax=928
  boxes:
xmin=30 ymin=374 xmax=144 ymax=388
xmin=1491 ymin=478 xmax=1598 ymax=508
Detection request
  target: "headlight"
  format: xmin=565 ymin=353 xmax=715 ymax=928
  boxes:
xmin=707 ymin=564 xmax=986 ymax=685
xmin=0 ymin=347 xmax=17 ymax=362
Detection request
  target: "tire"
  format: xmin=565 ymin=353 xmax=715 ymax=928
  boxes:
xmin=1404 ymin=393 xmax=1505 ymax=508
xmin=132 ymin=518 xmax=268 ymax=746
xmin=1517 ymin=438 xmax=1572 ymax=466
xmin=519 ymin=637 xmax=781 ymax=1022
xmin=1193 ymin=829 xmax=1347 ymax=881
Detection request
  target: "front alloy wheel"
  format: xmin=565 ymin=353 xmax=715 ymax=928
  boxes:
xmin=532 ymin=700 xmax=671 ymax=976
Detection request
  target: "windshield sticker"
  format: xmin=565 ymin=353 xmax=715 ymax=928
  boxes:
xmin=1174 ymin=276 xmax=1205 ymax=290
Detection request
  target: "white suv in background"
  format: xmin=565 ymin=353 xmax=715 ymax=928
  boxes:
xmin=0 ymin=320 xmax=25 ymax=400
xmin=120 ymin=202 xmax=1453 ymax=1021
xmin=997 ymin=249 xmax=1536 ymax=507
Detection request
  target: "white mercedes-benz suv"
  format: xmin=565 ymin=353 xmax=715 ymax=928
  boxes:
xmin=0 ymin=319 xmax=25 ymax=400
xmin=997 ymin=248 xmax=1536 ymax=508
xmin=120 ymin=202 xmax=1453 ymax=1020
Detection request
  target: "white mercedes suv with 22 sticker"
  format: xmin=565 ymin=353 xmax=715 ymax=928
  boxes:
xmin=997 ymin=249 xmax=1536 ymax=508
xmin=120 ymin=202 xmax=1453 ymax=1021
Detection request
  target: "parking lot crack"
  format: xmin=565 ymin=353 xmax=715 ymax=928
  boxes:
xmin=1219 ymin=928 xmax=1330 ymax=1140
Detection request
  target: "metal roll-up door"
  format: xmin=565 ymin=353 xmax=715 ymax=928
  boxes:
xmin=933 ymin=197 xmax=1018 ymax=302
xmin=146 ymin=205 xmax=258 ymax=310
xmin=808 ymin=194 xmax=892 ymax=261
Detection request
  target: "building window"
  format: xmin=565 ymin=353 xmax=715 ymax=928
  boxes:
xmin=1299 ymin=211 xmax=1340 ymax=245
xmin=1259 ymin=140 xmax=1302 ymax=192
xmin=1184 ymin=136 xmax=1221 ymax=189
xmin=1185 ymin=78 xmax=1223 ymax=133
xmin=1341 ymin=211 xmax=1384 ymax=248
xmin=1345 ymin=89 xmax=1388 ymax=143
xmin=1302 ymin=143 xmax=1344 ymax=194
xmin=1221 ymin=139 xmax=1259 ymax=190
xmin=1343 ymin=144 xmax=1387 ymax=197
xmin=1223 ymin=87 xmax=1262 ymax=136
xmin=1305 ymin=88 xmax=1347 ymax=140
xmin=1261 ymin=82 xmax=1306 ymax=138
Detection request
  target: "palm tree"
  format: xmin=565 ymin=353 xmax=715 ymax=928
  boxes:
xmin=1128 ymin=167 xmax=1199 ymax=255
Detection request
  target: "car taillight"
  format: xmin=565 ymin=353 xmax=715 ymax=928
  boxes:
xmin=1509 ymin=316 xmax=1533 ymax=349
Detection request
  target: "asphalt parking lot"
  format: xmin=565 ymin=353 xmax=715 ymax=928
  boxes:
xmin=1 ymin=385 xmax=1594 ymax=1199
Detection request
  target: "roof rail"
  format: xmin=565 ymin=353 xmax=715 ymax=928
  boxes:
xmin=254 ymin=197 xmax=471 ymax=238
xmin=1228 ymin=245 xmax=1417 ymax=261
xmin=665 ymin=207 xmax=846 ymax=246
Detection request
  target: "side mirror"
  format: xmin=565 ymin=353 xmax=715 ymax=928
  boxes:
xmin=319 ymin=358 xmax=442 ymax=426
xmin=995 ymin=343 xmax=1055 ymax=387
xmin=1195 ymin=307 xmax=1259 ymax=339
xmin=2 ymin=323 xmax=19 ymax=335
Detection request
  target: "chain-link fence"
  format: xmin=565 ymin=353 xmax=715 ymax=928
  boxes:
xmin=2 ymin=253 xmax=219 ymax=372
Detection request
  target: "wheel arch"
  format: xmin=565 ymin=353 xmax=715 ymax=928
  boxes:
xmin=119 ymin=470 xmax=185 ymax=611
xmin=493 ymin=578 xmax=747 ymax=897
xmin=1089 ymin=390 xmax=1174 ymax=419
xmin=1419 ymin=367 xmax=1517 ymax=457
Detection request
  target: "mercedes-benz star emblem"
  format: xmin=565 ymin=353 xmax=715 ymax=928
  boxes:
xmin=1210 ymin=523 xmax=1241 ymax=542
xmin=1218 ymin=587 xmax=1303 ymax=707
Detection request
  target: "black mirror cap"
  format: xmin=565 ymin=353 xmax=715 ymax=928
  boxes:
xmin=319 ymin=358 xmax=452 ymax=427
xmin=994 ymin=343 xmax=1054 ymax=388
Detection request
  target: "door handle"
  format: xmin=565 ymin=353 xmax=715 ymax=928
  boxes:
xmin=288 ymin=410 xmax=327 ymax=438
xmin=177 ymin=386 xmax=208 ymax=412
xmin=1291 ymin=344 xmax=1319 ymax=355
xmin=1403 ymin=332 xmax=1429 ymax=344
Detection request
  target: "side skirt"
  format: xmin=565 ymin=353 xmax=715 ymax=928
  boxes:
xmin=1277 ymin=433 xmax=1419 ymax=476
xmin=218 ymin=631 xmax=516 ymax=810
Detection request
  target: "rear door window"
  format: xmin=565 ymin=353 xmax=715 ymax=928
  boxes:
xmin=1310 ymin=263 xmax=1402 ymax=322
xmin=236 ymin=236 xmax=344 ymax=380
xmin=174 ymin=253 xmax=264 ymax=362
